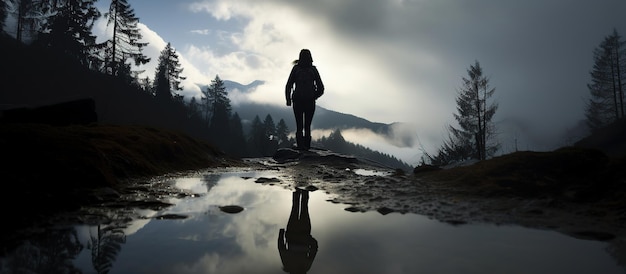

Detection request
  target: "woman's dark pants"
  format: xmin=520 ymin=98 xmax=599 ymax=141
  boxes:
xmin=292 ymin=99 xmax=315 ymax=150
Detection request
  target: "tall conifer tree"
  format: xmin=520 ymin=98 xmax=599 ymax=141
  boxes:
xmin=263 ymin=114 xmax=278 ymax=154
xmin=0 ymin=0 xmax=9 ymax=32
xmin=429 ymin=60 xmax=499 ymax=165
xmin=154 ymin=42 xmax=185 ymax=100
xmin=276 ymin=119 xmax=290 ymax=148
xmin=206 ymin=75 xmax=231 ymax=149
xmin=248 ymin=115 xmax=265 ymax=157
xmin=36 ymin=0 xmax=101 ymax=67
xmin=103 ymin=0 xmax=149 ymax=76
xmin=229 ymin=112 xmax=247 ymax=157
xmin=4 ymin=0 xmax=55 ymax=42
xmin=450 ymin=60 xmax=498 ymax=161
xmin=585 ymin=29 xmax=626 ymax=130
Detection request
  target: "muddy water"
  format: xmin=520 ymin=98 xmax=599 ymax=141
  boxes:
xmin=3 ymin=170 xmax=624 ymax=274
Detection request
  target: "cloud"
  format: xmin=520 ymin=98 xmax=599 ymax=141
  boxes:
xmin=190 ymin=29 xmax=211 ymax=35
xmin=134 ymin=24 xmax=210 ymax=99
xmin=339 ymin=127 xmax=425 ymax=165
xmin=183 ymin=0 xmax=421 ymax=121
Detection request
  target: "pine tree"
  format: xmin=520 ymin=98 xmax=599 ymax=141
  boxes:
xmin=229 ymin=112 xmax=247 ymax=157
xmin=7 ymin=0 xmax=50 ymax=42
xmin=154 ymin=42 xmax=185 ymax=101
xmin=248 ymin=115 xmax=265 ymax=157
xmin=88 ymin=224 xmax=126 ymax=274
xmin=325 ymin=128 xmax=347 ymax=151
xmin=206 ymin=75 xmax=231 ymax=150
xmin=115 ymin=60 xmax=136 ymax=86
xmin=432 ymin=61 xmax=498 ymax=164
xmin=201 ymin=75 xmax=229 ymax=122
xmin=103 ymin=0 xmax=149 ymax=76
xmin=458 ymin=61 xmax=498 ymax=160
xmin=35 ymin=0 xmax=102 ymax=67
xmin=206 ymin=75 xmax=230 ymax=116
xmin=200 ymin=84 xmax=211 ymax=121
xmin=154 ymin=67 xmax=170 ymax=100
xmin=276 ymin=118 xmax=290 ymax=148
xmin=263 ymin=114 xmax=278 ymax=154
xmin=429 ymin=131 xmax=473 ymax=165
xmin=585 ymin=29 xmax=626 ymax=130
xmin=15 ymin=0 xmax=35 ymax=42
xmin=1 ymin=0 xmax=9 ymax=32
xmin=138 ymin=75 xmax=151 ymax=94
xmin=263 ymin=114 xmax=276 ymax=140
xmin=187 ymin=96 xmax=201 ymax=120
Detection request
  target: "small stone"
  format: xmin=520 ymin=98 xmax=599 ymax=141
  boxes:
xmin=344 ymin=206 xmax=363 ymax=212
xmin=154 ymin=214 xmax=188 ymax=220
xmin=444 ymin=220 xmax=467 ymax=226
xmin=219 ymin=205 xmax=244 ymax=214
xmin=377 ymin=207 xmax=395 ymax=215
xmin=255 ymin=177 xmax=281 ymax=184
xmin=304 ymin=185 xmax=319 ymax=192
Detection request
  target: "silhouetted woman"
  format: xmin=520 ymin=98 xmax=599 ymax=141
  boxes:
xmin=285 ymin=49 xmax=324 ymax=150
xmin=278 ymin=189 xmax=318 ymax=274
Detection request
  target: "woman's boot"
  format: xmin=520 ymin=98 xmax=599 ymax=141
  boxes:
xmin=296 ymin=134 xmax=305 ymax=150
xmin=304 ymin=136 xmax=311 ymax=150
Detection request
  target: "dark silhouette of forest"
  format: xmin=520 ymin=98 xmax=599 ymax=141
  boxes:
xmin=0 ymin=33 xmax=413 ymax=171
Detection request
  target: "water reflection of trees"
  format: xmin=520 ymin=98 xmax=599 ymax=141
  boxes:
xmin=88 ymin=224 xmax=127 ymax=274
xmin=607 ymin=239 xmax=626 ymax=271
xmin=2 ymin=228 xmax=83 ymax=273
xmin=202 ymin=173 xmax=222 ymax=192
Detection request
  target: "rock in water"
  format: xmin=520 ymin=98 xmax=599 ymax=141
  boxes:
xmin=219 ymin=205 xmax=244 ymax=214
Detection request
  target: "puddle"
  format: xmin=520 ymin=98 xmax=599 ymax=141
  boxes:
xmin=2 ymin=171 xmax=624 ymax=274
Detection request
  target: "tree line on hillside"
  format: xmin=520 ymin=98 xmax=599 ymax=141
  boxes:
xmin=318 ymin=129 xmax=413 ymax=171
xmin=184 ymin=75 xmax=413 ymax=170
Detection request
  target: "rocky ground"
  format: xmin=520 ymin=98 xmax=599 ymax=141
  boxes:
xmin=260 ymin=147 xmax=626 ymax=268
xmin=263 ymin=148 xmax=626 ymax=240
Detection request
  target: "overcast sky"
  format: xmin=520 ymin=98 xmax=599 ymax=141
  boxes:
xmin=92 ymin=0 xmax=626 ymax=164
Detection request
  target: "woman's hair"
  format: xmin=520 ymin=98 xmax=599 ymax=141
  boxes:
xmin=292 ymin=49 xmax=313 ymax=66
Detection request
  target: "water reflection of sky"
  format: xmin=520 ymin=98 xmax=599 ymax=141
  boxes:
xmin=68 ymin=171 xmax=623 ymax=274
xmin=352 ymin=168 xmax=392 ymax=177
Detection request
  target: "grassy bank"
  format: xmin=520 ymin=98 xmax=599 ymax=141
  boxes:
xmin=0 ymin=123 xmax=243 ymax=234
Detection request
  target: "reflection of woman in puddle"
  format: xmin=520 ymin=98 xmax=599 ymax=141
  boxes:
xmin=278 ymin=189 xmax=318 ymax=274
